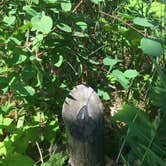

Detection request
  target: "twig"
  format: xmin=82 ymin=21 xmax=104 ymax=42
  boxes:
xmin=72 ymin=0 xmax=85 ymax=13
xmin=99 ymin=11 xmax=148 ymax=37
xmin=36 ymin=141 xmax=44 ymax=164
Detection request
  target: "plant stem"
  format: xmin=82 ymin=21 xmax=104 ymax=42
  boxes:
xmin=99 ymin=11 xmax=148 ymax=37
xmin=36 ymin=141 xmax=44 ymax=164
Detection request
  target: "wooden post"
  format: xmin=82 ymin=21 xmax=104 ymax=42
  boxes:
xmin=62 ymin=84 xmax=104 ymax=166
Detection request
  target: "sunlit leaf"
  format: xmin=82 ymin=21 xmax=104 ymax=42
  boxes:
xmin=112 ymin=70 xmax=129 ymax=90
xmin=61 ymin=0 xmax=72 ymax=12
xmin=140 ymin=37 xmax=163 ymax=57
xmin=31 ymin=12 xmax=53 ymax=34
xmin=3 ymin=153 xmax=34 ymax=166
xmin=103 ymin=57 xmax=118 ymax=71
xmin=54 ymin=55 xmax=63 ymax=67
xmin=57 ymin=23 xmax=72 ymax=32
xmin=76 ymin=22 xmax=87 ymax=30
xmin=23 ymin=6 xmax=39 ymax=16
xmin=133 ymin=17 xmax=154 ymax=27
xmin=124 ymin=69 xmax=139 ymax=79
xmin=3 ymin=16 xmax=16 ymax=26
xmin=97 ymin=89 xmax=110 ymax=101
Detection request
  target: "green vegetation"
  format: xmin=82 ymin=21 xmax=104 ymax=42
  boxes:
xmin=0 ymin=0 xmax=165 ymax=165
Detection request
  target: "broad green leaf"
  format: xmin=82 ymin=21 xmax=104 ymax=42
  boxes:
xmin=17 ymin=114 xmax=25 ymax=128
xmin=0 ymin=115 xmax=13 ymax=126
xmin=0 ymin=67 xmax=8 ymax=73
xmin=57 ymin=23 xmax=72 ymax=32
xmin=15 ymin=55 xmax=27 ymax=64
xmin=133 ymin=17 xmax=154 ymax=27
xmin=112 ymin=70 xmax=129 ymax=90
xmin=0 ymin=103 xmax=15 ymax=113
xmin=140 ymin=37 xmax=163 ymax=57
xmin=2 ymin=153 xmax=34 ymax=166
xmin=76 ymin=22 xmax=87 ymax=30
xmin=61 ymin=0 xmax=72 ymax=12
xmin=24 ymin=86 xmax=35 ymax=96
xmin=50 ymin=8 xmax=59 ymax=14
xmin=9 ymin=37 xmax=21 ymax=45
xmin=31 ymin=12 xmax=53 ymax=34
xmin=54 ymin=55 xmax=63 ymax=67
xmin=3 ymin=16 xmax=16 ymax=26
xmin=103 ymin=57 xmax=118 ymax=71
xmin=124 ymin=69 xmax=139 ymax=79
xmin=23 ymin=6 xmax=39 ymax=16
xmin=32 ymin=0 xmax=39 ymax=4
xmin=150 ymin=2 xmax=165 ymax=17
xmin=97 ymin=89 xmax=110 ymax=101
xmin=73 ymin=32 xmax=88 ymax=37
xmin=0 ymin=137 xmax=14 ymax=156
xmin=113 ymin=105 xmax=138 ymax=123
xmin=91 ymin=0 xmax=104 ymax=4
xmin=12 ymin=83 xmax=35 ymax=96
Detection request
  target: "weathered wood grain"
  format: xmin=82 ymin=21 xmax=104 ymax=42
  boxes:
xmin=62 ymin=84 xmax=104 ymax=166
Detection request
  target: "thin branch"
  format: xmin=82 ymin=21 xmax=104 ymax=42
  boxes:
xmin=36 ymin=141 xmax=44 ymax=164
xmin=99 ymin=11 xmax=149 ymax=37
xmin=72 ymin=0 xmax=85 ymax=13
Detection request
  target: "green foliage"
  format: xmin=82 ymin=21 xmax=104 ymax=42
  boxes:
xmin=140 ymin=37 xmax=163 ymax=57
xmin=114 ymin=105 xmax=166 ymax=165
xmin=0 ymin=0 xmax=165 ymax=165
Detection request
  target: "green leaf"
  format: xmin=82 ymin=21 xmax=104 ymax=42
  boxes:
xmin=23 ymin=6 xmax=39 ymax=16
xmin=133 ymin=17 xmax=154 ymax=27
xmin=0 ymin=137 xmax=14 ymax=156
xmin=97 ymin=89 xmax=110 ymax=101
xmin=3 ymin=16 xmax=16 ymax=26
xmin=0 ymin=115 xmax=13 ymax=126
xmin=31 ymin=12 xmax=53 ymax=34
xmin=32 ymin=0 xmax=39 ymax=4
xmin=2 ymin=153 xmax=34 ymax=166
xmin=41 ymin=152 xmax=68 ymax=166
xmin=0 ymin=67 xmax=8 ymax=73
xmin=103 ymin=57 xmax=118 ymax=71
xmin=61 ymin=0 xmax=72 ymax=12
xmin=15 ymin=55 xmax=27 ymax=64
xmin=73 ymin=32 xmax=88 ymax=37
xmin=113 ymin=105 xmax=138 ymax=123
xmin=124 ymin=69 xmax=139 ymax=79
xmin=24 ymin=86 xmax=35 ymax=96
xmin=140 ymin=37 xmax=163 ymax=57
xmin=54 ymin=55 xmax=63 ymax=67
xmin=91 ymin=0 xmax=104 ymax=4
xmin=56 ymin=23 xmax=72 ymax=32
xmin=0 ymin=103 xmax=15 ymax=113
xmin=112 ymin=70 xmax=129 ymax=90
xmin=150 ymin=2 xmax=165 ymax=17
xmin=76 ymin=21 xmax=87 ymax=30
xmin=12 ymin=83 xmax=35 ymax=96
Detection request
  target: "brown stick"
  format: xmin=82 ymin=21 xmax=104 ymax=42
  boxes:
xmin=99 ymin=11 xmax=148 ymax=37
xmin=72 ymin=0 xmax=85 ymax=13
